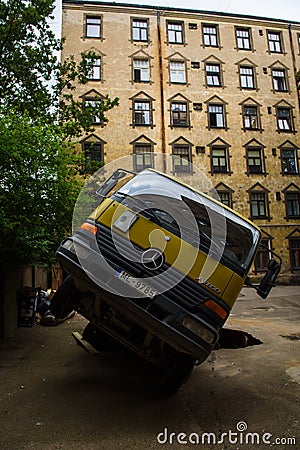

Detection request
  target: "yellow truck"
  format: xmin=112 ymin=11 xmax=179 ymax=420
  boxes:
xmin=51 ymin=168 xmax=281 ymax=395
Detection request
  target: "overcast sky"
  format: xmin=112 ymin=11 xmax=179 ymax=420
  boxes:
xmin=50 ymin=0 xmax=300 ymax=36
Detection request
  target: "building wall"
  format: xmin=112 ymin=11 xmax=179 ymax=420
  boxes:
xmin=62 ymin=1 xmax=300 ymax=281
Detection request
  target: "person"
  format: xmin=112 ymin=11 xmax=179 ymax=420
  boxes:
xmin=36 ymin=288 xmax=75 ymax=326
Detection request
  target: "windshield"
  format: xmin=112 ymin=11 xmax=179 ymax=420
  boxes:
xmin=115 ymin=170 xmax=260 ymax=275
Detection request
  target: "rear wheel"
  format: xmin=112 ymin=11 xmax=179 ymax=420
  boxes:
xmin=50 ymin=276 xmax=79 ymax=319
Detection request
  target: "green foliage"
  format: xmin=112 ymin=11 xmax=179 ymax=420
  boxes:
xmin=0 ymin=111 xmax=82 ymax=266
xmin=0 ymin=0 xmax=61 ymax=116
xmin=0 ymin=1 xmax=119 ymax=266
xmin=0 ymin=1 xmax=119 ymax=134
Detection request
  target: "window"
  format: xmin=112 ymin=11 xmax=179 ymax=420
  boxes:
xmin=281 ymin=148 xmax=298 ymax=174
xmin=236 ymin=27 xmax=252 ymax=50
xmin=211 ymin=147 xmax=229 ymax=173
xmin=133 ymin=100 xmax=151 ymax=126
xmin=167 ymin=21 xmax=184 ymax=44
xmin=133 ymin=59 xmax=150 ymax=82
xmin=81 ymin=138 xmax=104 ymax=173
xmin=132 ymin=19 xmax=148 ymax=42
xmin=84 ymin=98 xmax=102 ymax=124
xmin=133 ymin=144 xmax=154 ymax=172
xmin=87 ymin=57 xmax=101 ymax=81
xmin=272 ymin=69 xmax=287 ymax=91
xmin=172 ymin=145 xmax=192 ymax=173
xmin=202 ymin=25 xmax=218 ymax=47
xmin=171 ymin=102 xmax=189 ymax=127
xmin=206 ymin=64 xmax=221 ymax=86
xmin=285 ymin=191 xmax=300 ymax=218
xmin=86 ymin=16 xmax=101 ymax=39
xmin=208 ymin=104 xmax=225 ymax=128
xmin=217 ymin=191 xmax=231 ymax=207
xmin=254 ymin=238 xmax=272 ymax=271
xmin=268 ymin=31 xmax=282 ymax=53
xmin=170 ymin=61 xmax=186 ymax=83
xmin=240 ymin=66 xmax=255 ymax=89
xmin=249 ymin=192 xmax=268 ymax=219
xmin=243 ymin=105 xmax=259 ymax=130
xmin=246 ymin=148 xmax=265 ymax=174
xmin=83 ymin=141 xmax=103 ymax=163
xmin=289 ymin=237 xmax=300 ymax=270
xmin=277 ymin=107 xmax=292 ymax=131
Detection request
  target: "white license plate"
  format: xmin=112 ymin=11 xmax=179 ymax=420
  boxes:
xmin=116 ymin=269 xmax=157 ymax=299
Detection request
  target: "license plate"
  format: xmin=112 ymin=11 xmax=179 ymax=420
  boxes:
xmin=116 ymin=269 xmax=157 ymax=299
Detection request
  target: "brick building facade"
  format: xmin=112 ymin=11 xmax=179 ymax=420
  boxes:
xmin=62 ymin=0 xmax=300 ymax=281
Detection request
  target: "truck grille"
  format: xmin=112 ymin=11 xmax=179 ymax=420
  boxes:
xmin=96 ymin=224 xmax=212 ymax=311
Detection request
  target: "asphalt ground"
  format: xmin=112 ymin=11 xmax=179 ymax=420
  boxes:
xmin=0 ymin=285 xmax=299 ymax=450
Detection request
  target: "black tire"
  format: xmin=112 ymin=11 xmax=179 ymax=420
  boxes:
xmin=50 ymin=276 xmax=79 ymax=319
xmin=158 ymin=352 xmax=196 ymax=397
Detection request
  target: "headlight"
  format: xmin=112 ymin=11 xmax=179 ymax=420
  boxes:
xmin=74 ymin=242 xmax=90 ymax=259
xmin=183 ymin=317 xmax=215 ymax=344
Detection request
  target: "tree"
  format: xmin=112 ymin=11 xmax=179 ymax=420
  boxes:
xmin=0 ymin=1 xmax=119 ymax=267
xmin=0 ymin=110 xmax=82 ymax=266
xmin=0 ymin=0 xmax=61 ymax=116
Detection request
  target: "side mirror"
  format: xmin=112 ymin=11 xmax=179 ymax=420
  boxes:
xmin=256 ymin=258 xmax=281 ymax=299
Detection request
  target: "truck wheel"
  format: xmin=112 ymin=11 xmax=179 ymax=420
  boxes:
xmin=158 ymin=352 xmax=196 ymax=397
xmin=50 ymin=276 xmax=79 ymax=319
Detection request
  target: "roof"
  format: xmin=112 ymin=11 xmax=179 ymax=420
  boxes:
xmin=62 ymin=0 xmax=300 ymax=26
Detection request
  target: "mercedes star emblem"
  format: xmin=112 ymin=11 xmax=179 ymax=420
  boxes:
xmin=141 ymin=248 xmax=164 ymax=271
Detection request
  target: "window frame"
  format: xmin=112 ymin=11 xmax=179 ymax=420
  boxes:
xmin=281 ymin=148 xmax=299 ymax=175
xmin=131 ymin=18 xmax=149 ymax=42
xmin=167 ymin=21 xmax=184 ymax=44
xmin=170 ymin=101 xmax=189 ymax=128
xmin=172 ymin=144 xmax=192 ymax=174
xmin=242 ymin=104 xmax=260 ymax=130
xmin=284 ymin=190 xmax=300 ymax=219
xmin=272 ymin=68 xmax=288 ymax=92
xmin=87 ymin=57 xmax=101 ymax=81
xmin=202 ymin=24 xmax=219 ymax=47
xmin=205 ymin=63 xmax=222 ymax=87
xmin=83 ymin=97 xmax=102 ymax=125
xmin=208 ymin=103 xmax=225 ymax=129
xmin=249 ymin=190 xmax=269 ymax=220
xmin=83 ymin=141 xmax=103 ymax=164
xmin=235 ymin=27 xmax=252 ymax=50
xmin=246 ymin=147 xmax=266 ymax=175
xmin=254 ymin=238 xmax=273 ymax=272
xmin=133 ymin=143 xmax=154 ymax=172
xmin=210 ymin=146 xmax=230 ymax=174
xmin=289 ymin=237 xmax=300 ymax=270
xmin=133 ymin=99 xmax=152 ymax=127
xmin=267 ymin=31 xmax=283 ymax=53
xmin=85 ymin=15 xmax=102 ymax=39
xmin=133 ymin=58 xmax=150 ymax=83
xmin=276 ymin=106 xmax=293 ymax=132
xmin=239 ymin=65 xmax=255 ymax=89
xmin=169 ymin=60 xmax=187 ymax=84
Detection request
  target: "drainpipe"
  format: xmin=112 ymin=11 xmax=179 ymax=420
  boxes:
xmin=157 ymin=9 xmax=167 ymax=170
